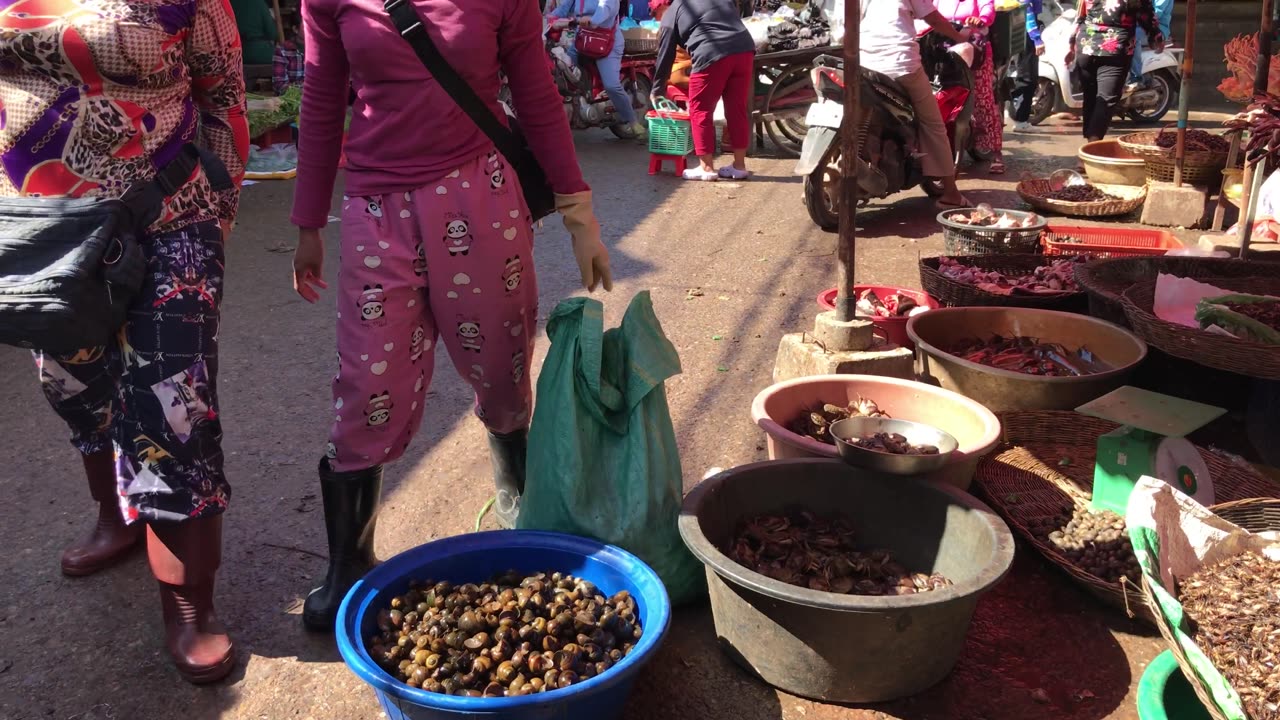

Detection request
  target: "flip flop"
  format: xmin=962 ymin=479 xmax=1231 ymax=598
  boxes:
xmin=936 ymin=196 xmax=972 ymax=211
xmin=989 ymin=159 xmax=1006 ymax=175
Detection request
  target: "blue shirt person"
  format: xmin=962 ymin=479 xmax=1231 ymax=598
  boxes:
xmin=550 ymin=0 xmax=640 ymax=127
xmin=1131 ymin=0 xmax=1173 ymax=83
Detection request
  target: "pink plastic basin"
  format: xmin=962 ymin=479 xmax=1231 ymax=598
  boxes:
xmin=816 ymin=286 xmax=940 ymax=349
xmin=750 ymin=374 xmax=1002 ymax=492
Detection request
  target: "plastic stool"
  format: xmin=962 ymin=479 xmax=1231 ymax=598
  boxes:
xmin=649 ymin=153 xmax=688 ymax=176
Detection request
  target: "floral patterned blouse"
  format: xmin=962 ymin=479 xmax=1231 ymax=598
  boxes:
xmin=0 ymin=0 xmax=250 ymax=233
xmin=1072 ymin=0 xmax=1161 ymax=58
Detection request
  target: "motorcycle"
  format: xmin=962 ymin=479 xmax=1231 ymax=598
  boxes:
xmin=1014 ymin=8 xmax=1182 ymax=126
xmin=795 ymin=30 xmax=977 ymax=231
xmin=544 ymin=19 xmax=655 ymax=138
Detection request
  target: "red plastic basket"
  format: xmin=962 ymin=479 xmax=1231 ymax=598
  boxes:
xmin=1041 ymin=225 xmax=1183 ymax=258
xmin=816 ymin=285 xmax=939 ymax=349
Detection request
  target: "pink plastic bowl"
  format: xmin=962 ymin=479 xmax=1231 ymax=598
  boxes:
xmin=816 ymin=286 xmax=940 ymax=349
xmin=750 ymin=374 xmax=1002 ymax=492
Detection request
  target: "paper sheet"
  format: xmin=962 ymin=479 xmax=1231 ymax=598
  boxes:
xmin=1153 ymin=273 xmax=1233 ymax=328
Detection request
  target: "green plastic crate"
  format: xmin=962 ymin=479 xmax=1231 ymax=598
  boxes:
xmin=647 ymin=99 xmax=693 ymax=156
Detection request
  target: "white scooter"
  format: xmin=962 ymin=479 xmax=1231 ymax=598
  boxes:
xmin=1011 ymin=8 xmax=1182 ymax=126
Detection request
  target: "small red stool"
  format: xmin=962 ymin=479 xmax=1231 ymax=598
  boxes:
xmin=649 ymin=153 xmax=687 ymax=176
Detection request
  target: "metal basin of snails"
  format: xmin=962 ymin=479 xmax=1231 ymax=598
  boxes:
xmin=830 ymin=416 xmax=958 ymax=475
xmin=678 ymin=459 xmax=1015 ymax=703
xmin=751 ymin=374 xmax=1001 ymax=491
xmin=336 ymin=530 xmax=671 ymax=720
xmin=908 ymin=307 xmax=1148 ymax=412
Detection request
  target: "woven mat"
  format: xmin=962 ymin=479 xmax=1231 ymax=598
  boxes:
xmin=973 ymin=412 xmax=1280 ymax=624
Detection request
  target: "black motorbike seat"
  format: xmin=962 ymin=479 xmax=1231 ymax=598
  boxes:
xmin=861 ymin=68 xmax=910 ymax=104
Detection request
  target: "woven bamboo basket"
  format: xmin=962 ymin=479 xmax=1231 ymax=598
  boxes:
xmin=1120 ymin=277 xmax=1280 ymax=380
xmin=1073 ymin=256 xmax=1275 ymax=327
xmin=1118 ymin=129 xmax=1232 ymax=165
xmin=1140 ymin=498 xmax=1280 ymax=720
xmin=973 ymin=412 xmax=1279 ymax=624
xmin=1118 ymin=129 xmax=1233 ymax=186
xmin=1210 ymin=496 xmax=1280 ymax=533
xmin=918 ymin=255 xmax=1088 ymax=312
xmin=1017 ymin=179 xmax=1147 ymax=218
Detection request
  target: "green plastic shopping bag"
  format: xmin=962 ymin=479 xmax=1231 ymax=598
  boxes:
xmin=518 ymin=292 xmax=706 ymax=605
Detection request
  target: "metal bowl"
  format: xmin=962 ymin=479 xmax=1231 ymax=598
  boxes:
xmin=907 ymin=307 xmax=1148 ymax=412
xmin=829 ymin=417 xmax=958 ymax=475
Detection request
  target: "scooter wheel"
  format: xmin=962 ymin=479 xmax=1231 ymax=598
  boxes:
xmin=804 ymin=164 xmax=839 ymax=232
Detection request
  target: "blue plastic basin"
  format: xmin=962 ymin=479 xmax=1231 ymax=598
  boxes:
xmin=336 ymin=530 xmax=672 ymax=720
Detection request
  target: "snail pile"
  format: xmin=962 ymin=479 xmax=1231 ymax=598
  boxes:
xmin=852 ymin=432 xmax=940 ymax=456
xmin=730 ymin=510 xmax=953 ymax=596
xmin=367 ymin=571 xmax=642 ymax=696
xmin=1180 ymin=550 xmax=1280 ymax=720
xmin=1026 ymin=507 xmax=1141 ymax=584
xmin=787 ymin=397 xmax=889 ymax=445
xmin=1044 ymin=184 xmax=1122 ymax=203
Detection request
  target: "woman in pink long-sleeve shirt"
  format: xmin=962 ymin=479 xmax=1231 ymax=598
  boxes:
xmin=936 ymin=0 xmax=1006 ymax=174
xmin=289 ymin=0 xmax=613 ymax=632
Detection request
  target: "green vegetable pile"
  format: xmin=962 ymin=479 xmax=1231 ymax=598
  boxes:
xmin=1195 ymin=293 xmax=1280 ymax=345
xmin=247 ymin=87 xmax=302 ymax=139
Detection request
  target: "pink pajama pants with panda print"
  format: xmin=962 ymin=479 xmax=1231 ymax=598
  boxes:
xmin=327 ymin=151 xmax=537 ymax=473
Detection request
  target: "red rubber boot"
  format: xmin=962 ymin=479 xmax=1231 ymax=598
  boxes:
xmin=147 ymin=515 xmax=236 ymax=684
xmin=61 ymin=450 xmax=143 ymax=576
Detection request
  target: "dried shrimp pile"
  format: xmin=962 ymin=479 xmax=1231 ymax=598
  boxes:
xmin=1180 ymin=550 xmax=1280 ymax=720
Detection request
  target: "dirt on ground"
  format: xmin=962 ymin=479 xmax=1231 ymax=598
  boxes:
xmin=0 ymin=115 xmax=1260 ymax=720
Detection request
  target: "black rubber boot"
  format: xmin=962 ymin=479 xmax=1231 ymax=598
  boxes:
xmin=489 ymin=430 xmax=528 ymax=530
xmin=302 ymin=458 xmax=383 ymax=632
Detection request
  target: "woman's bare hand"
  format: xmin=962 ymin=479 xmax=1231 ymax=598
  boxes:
xmin=293 ymin=228 xmax=329 ymax=303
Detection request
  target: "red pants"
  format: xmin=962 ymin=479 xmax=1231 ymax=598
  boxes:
xmin=687 ymin=51 xmax=754 ymax=157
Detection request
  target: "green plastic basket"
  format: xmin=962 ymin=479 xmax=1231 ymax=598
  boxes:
xmin=647 ymin=98 xmax=693 ymax=156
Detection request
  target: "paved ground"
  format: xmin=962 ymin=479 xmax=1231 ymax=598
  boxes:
xmin=0 ymin=115 xmax=1267 ymax=720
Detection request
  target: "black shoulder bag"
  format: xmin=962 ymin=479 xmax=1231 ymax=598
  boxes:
xmin=384 ymin=0 xmax=557 ymax=221
xmin=0 ymin=144 xmax=230 ymax=354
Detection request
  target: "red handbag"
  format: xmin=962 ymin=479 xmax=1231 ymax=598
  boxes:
xmin=573 ymin=0 xmax=619 ymax=59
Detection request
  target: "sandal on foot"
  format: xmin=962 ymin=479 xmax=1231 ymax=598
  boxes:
xmin=989 ymin=159 xmax=1006 ymax=175
xmin=936 ymin=196 xmax=972 ymax=211
xmin=682 ymin=168 xmax=719 ymax=181
xmin=718 ymin=166 xmax=752 ymax=180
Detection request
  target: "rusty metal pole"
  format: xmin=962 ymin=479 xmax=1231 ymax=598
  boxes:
xmin=1172 ymin=0 xmax=1195 ymax=186
xmin=1256 ymin=0 xmax=1274 ymax=95
xmin=1240 ymin=0 xmax=1273 ymax=260
xmin=835 ymin=0 xmax=861 ymax=322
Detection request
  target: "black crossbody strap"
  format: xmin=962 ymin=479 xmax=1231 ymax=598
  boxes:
xmin=122 ymin=144 xmax=233 ymax=230
xmin=385 ymin=0 xmax=525 ymax=165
